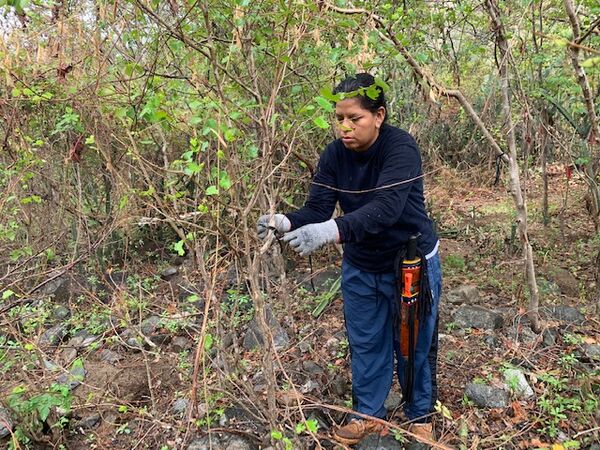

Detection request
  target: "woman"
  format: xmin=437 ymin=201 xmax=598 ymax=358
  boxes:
xmin=257 ymin=73 xmax=442 ymax=446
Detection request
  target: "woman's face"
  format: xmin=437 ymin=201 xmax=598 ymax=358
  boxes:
xmin=335 ymin=97 xmax=385 ymax=152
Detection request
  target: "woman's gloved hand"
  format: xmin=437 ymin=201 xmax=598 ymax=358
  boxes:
xmin=256 ymin=213 xmax=291 ymax=239
xmin=282 ymin=219 xmax=339 ymax=256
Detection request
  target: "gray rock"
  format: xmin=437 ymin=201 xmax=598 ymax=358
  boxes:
xmin=98 ymin=349 xmax=122 ymax=364
xmin=330 ymin=375 xmax=349 ymax=397
xmin=405 ymin=443 xmax=429 ymax=450
xmin=43 ymin=359 xmax=60 ymax=371
xmin=465 ymin=383 xmax=509 ymax=408
xmin=582 ymin=344 xmax=600 ymax=360
xmin=299 ymin=379 xmax=320 ymax=394
xmin=53 ymin=305 xmax=71 ymax=321
xmin=161 ymin=266 xmax=179 ymax=281
xmin=326 ymin=336 xmax=340 ymax=351
xmin=588 ymin=445 xmax=600 ymax=450
xmin=547 ymin=305 xmax=585 ymax=324
xmin=37 ymin=276 xmax=71 ymax=302
xmin=39 ymin=324 xmax=68 ymax=346
xmin=503 ymin=369 xmax=534 ymax=400
xmin=506 ymin=325 xmax=538 ymax=346
xmin=243 ymin=306 xmax=289 ymax=351
xmin=120 ymin=329 xmax=143 ymax=351
xmin=384 ymin=391 xmax=402 ymax=411
xmin=542 ymin=328 xmax=558 ymax=347
xmin=356 ymin=433 xmax=403 ymax=450
xmin=104 ymin=271 xmax=128 ymax=288
xmin=454 ymin=305 xmax=504 ymax=330
xmin=60 ymin=347 xmax=78 ymax=364
xmin=302 ymin=360 xmax=324 ymax=375
xmin=252 ymin=371 xmax=266 ymax=392
xmin=126 ymin=337 xmax=144 ymax=351
xmin=218 ymin=407 xmax=257 ymax=428
xmin=67 ymin=330 xmax=100 ymax=348
xmin=172 ymin=398 xmax=190 ymax=415
xmin=221 ymin=333 xmax=234 ymax=348
xmin=149 ymin=334 xmax=172 ymax=346
xmin=171 ymin=336 xmax=193 ymax=353
xmin=547 ymin=268 xmax=579 ymax=297
xmin=187 ymin=432 xmax=256 ymax=450
xmin=210 ymin=353 xmax=226 ymax=370
xmin=57 ymin=363 xmax=87 ymax=391
xmin=0 ymin=407 xmax=13 ymax=438
xmin=298 ymin=341 xmax=312 ymax=353
xmin=483 ymin=334 xmax=501 ymax=348
xmin=140 ymin=316 xmax=161 ymax=335
xmin=73 ymin=413 xmax=101 ymax=430
xmin=444 ymin=285 xmax=480 ymax=305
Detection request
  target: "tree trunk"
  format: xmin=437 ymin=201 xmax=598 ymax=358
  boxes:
xmin=485 ymin=0 xmax=541 ymax=332
xmin=564 ymin=0 xmax=600 ymax=229
xmin=540 ymin=108 xmax=551 ymax=226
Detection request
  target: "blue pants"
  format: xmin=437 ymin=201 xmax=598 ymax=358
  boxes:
xmin=341 ymin=252 xmax=442 ymax=422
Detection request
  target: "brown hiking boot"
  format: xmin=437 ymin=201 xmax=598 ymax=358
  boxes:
xmin=407 ymin=422 xmax=434 ymax=449
xmin=332 ymin=419 xmax=385 ymax=445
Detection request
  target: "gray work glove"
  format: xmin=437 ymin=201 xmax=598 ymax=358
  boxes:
xmin=257 ymin=213 xmax=291 ymax=239
xmin=282 ymin=219 xmax=339 ymax=256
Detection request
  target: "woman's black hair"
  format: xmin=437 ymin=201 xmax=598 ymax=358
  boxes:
xmin=333 ymin=73 xmax=387 ymax=121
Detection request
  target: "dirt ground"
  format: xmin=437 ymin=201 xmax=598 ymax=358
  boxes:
xmin=1 ymin=165 xmax=598 ymax=450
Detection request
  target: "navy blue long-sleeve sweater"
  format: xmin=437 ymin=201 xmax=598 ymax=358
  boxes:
xmin=285 ymin=124 xmax=438 ymax=273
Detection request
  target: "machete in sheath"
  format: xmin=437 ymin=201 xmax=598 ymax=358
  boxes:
xmin=395 ymin=233 xmax=432 ymax=403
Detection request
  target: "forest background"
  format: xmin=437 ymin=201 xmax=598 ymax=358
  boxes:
xmin=0 ymin=0 xmax=598 ymax=449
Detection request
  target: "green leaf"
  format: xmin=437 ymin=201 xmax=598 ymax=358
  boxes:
xmin=581 ymin=57 xmax=600 ymax=68
xmin=294 ymin=422 xmax=306 ymax=434
xmin=85 ymin=135 xmax=95 ymax=145
xmin=186 ymin=294 xmax=200 ymax=303
xmin=224 ymin=128 xmax=236 ymax=142
xmin=270 ymin=430 xmax=283 ymax=440
xmin=313 ymin=116 xmax=330 ymax=129
xmin=184 ymin=161 xmax=202 ymax=176
xmin=247 ymin=145 xmax=259 ymax=159
xmin=319 ymin=87 xmax=342 ymax=102
xmin=315 ymin=96 xmax=334 ymax=112
xmin=204 ymin=333 xmax=213 ymax=351
xmin=119 ymin=195 xmax=128 ymax=210
xmin=205 ymin=185 xmax=218 ymax=196
xmin=375 ymin=78 xmax=390 ymax=92
xmin=2 ymin=289 xmax=15 ymax=300
xmin=306 ymin=419 xmax=318 ymax=433
xmin=21 ymin=195 xmax=41 ymax=205
xmin=45 ymin=248 xmax=55 ymax=262
xmin=173 ymin=240 xmax=185 ymax=256
xmin=365 ymin=84 xmax=380 ymax=100
xmin=219 ymin=171 xmax=231 ymax=190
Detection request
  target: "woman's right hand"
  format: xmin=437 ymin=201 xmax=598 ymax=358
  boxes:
xmin=256 ymin=214 xmax=291 ymax=239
